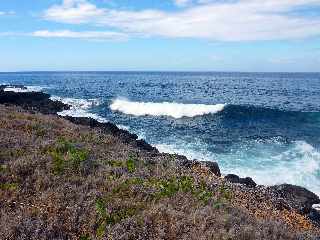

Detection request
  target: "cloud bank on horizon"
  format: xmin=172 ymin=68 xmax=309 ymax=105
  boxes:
xmin=39 ymin=0 xmax=320 ymax=41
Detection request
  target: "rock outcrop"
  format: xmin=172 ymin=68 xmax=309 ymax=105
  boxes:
xmin=0 ymin=85 xmax=69 ymax=114
xmin=269 ymin=184 xmax=320 ymax=215
xmin=225 ymin=174 xmax=257 ymax=188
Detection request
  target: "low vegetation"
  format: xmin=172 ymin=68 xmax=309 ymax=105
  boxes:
xmin=0 ymin=105 xmax=319 ymax=239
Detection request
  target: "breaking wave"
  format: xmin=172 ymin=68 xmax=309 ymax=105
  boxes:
xmin=110 ymin=98 xmax=226 ymax=119
xmin=50 ymin=96 xmax=108 ymax=123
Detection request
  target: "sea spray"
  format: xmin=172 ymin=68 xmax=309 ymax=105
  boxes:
xmin=50 ymin=96 xmax=108 ymax=123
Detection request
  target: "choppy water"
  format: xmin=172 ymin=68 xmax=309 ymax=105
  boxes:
xmin=1 ymin=71 xmax=320 ymax=195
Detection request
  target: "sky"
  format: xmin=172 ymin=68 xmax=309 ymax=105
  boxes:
xmin=0 ymin=0 xmax=320 ymax=72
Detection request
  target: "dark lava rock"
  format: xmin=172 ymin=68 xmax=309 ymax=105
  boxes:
xmin=0 ymin=86 xmax=69 ymax=114
xmin=201 ymin=161 xmax=221 ymax=177
xmin=269 ymin=184 xmax=320 ymax=215
xmin=308 ymin=208 xmax=320 ymax=226
xmin=179 ymin=159 xmax=221 ymax=177
xmin=63 ymin=116 xmax=158 ymax=153
xmin=225 ymin=174 xmax=257 ymax=188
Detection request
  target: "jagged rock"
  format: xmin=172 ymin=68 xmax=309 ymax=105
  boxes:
xmin=225 ymin=174 xmax=257 ymax=188
xmin=136 ymin=139 xmax=158 ymax=152
xmin=0 ymin=86 xmax=69 ymax=114
xmin=308 ymin=208 xmax=320 ymax=226
xmin=269 ymin=184 xmax=320 ymax=215
xmin=179 ymin=159 xmax=221 ymax=177
xmin=201 ymin=161 xmax=221 ymax=177
xmin=63 ymin=116 xmax=158 ymax=153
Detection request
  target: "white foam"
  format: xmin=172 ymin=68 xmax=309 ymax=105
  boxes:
xmin=4 ymin=86 xmax=43 ymax=93
xmin=232 ymin=141 xmax=320 ymax=193
xmin=117 ymin=124 xmax=130 ymax=131
xmin=50 ymin=96 xmax=108 ymax=123
xmin=110 ymin=98 xmax=225 ymax=119
xmin=155 ymin=140 xmax=320 ymax=197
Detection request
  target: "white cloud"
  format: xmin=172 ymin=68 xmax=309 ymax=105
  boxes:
xmin=43 ymin=0 xmax=320 ymax=41
xmin=44 ymin=0 xmax=105 ymax=24
xmin=32 ymin=30 xmax=128 ymax=40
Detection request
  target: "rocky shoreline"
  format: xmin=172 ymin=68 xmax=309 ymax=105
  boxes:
xmin=1 ymin=85 xmax=319 ymax=238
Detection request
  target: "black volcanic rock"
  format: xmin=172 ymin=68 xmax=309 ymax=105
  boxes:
xmin=202 ymin=161 xmax=221 ymax=177
xmin=269 ymin=184 xmax=320 ymax=215
xmin=0 ymin=86 xmax=69 ymax=114
xmin=225 ymin=174 xmax=257 ymax=188
xmin=179 ymin=159 xmax=221 ymax=177
xmin=63 ymin=116 xmax=158 ymax=153
xmin=308 ymin=208 xmax=320 ymax=226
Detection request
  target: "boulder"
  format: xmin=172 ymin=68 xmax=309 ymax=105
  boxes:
xmin=225 ymin=174 xmax=257 ymax=188
xmin=308 ymin=208 xmax=320 ymax=226
xmin=269 ymin=184 xmax=320 ymax=214
xmin=201 ymin=161 xmax=221 ymax=177
xmin=179 ymin=159 xmax=221 ymax=177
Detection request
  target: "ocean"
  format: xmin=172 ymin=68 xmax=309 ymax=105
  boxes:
xmin=1 ymin=71 xmax=320 ymax=195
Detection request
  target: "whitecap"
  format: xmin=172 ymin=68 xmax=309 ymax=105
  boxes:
xmin=3 ymin=85 xmax=43 ymax=93
xmin=110 ymin=98 xmax=226 ymax=119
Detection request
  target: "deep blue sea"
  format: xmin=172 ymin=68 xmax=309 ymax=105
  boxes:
xmin=1 ymin=72 xmax=320 ymax=195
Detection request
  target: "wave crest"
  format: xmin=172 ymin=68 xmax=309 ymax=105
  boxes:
xmin=110 ymin=98 xmax=226 ymax=119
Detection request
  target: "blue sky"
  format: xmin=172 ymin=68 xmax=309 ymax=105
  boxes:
xmin=0 ymin=0 xmax=319 ymax=72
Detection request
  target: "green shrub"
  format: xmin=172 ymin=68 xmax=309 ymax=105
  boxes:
xmin=193 ymin=181 xmax=213 ymax=204
xmin=95 ymin=197 xmax=107 ymax=238
xmin=0 ymin=183 xmax=18 ymax=191
xmin=0 ymin=164 xmax=8 ymax=173
xmin=213 ymin=185 xmax=232 ymax=209
xmin=49 ymin=138 xmax=88 ymax=175
xmin=126 ymin=155 xmax=137 ymax=173
xmin=105 ymin=160 xmax=123 ymax=167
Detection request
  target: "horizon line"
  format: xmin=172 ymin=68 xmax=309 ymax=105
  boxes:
xmin=0 ymin=70 xmax=320 ymax=74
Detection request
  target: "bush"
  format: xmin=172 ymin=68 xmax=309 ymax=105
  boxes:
xmin=49 ymin=138 xmax=88 ymax=174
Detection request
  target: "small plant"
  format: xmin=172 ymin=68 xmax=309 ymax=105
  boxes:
xmin=193 ymin=181 xmax=213 ymax=204
xmin=95 ymin=197 xmax=107 ymax=238
xmin=79 ymin=235 xmax=91 ymax=240
xmin=0 ymin=164 xmax=7 ymax=173
xmin=178 ymin=176 xmax=194 ymax=193
xmin=51 ymin=150 xmax=65 ymax=174
xmin=213 ymin=184 xmax=232 ymax=209
xmin=126 ymin=155 xmax=137 ymax=173
xmin=25 ymin=123 xmax=46 ymax=137
xmin=157 ymin=178 xmax=180 ymax=198
xmin=112 ymin=177 xmax=143 ymax=195
xmin=49 ymin=138 xmax=88 ymax=175
xmin=105 ymin=160 xmax=123 ymax=168
xmin=0 ymin=182 xmax=18 ymax=191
